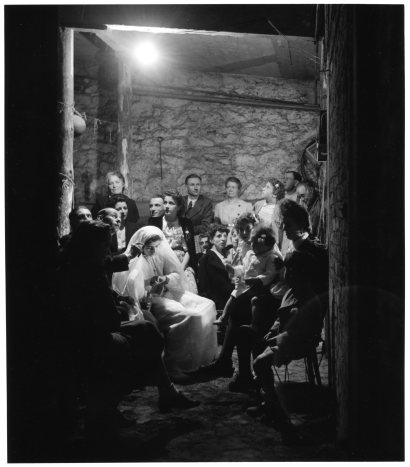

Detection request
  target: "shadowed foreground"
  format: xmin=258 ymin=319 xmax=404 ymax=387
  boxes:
xmin=40 ymin=350 xmax=350 ymax=462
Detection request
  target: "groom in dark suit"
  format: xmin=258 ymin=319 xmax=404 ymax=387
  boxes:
xmin=183 ymin=174 xmax=214 ymax=235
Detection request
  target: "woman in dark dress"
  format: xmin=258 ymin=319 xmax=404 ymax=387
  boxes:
xmin=106 ymin=194 xmax=142 ymax=253
xmin=91 ymin=170 xmax=140 ymax=223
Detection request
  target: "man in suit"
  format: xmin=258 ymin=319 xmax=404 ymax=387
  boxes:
xmin=198 ymin=223 xmax=233 ymax=310
xmin=59 ymin=205 xmax=92 ymax=249
xmin=183 ymin=174 xmax=214 ymax=236
xmin=149 ymin=195 xmax=165 ymax=218
xmin=107 ymin=194 xmax=143 ymax=253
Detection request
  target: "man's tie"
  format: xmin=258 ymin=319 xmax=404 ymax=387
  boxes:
xmin=187 ymin=201 xmax=193 ymax=212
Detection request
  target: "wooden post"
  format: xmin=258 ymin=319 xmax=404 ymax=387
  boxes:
xmin=56 ymin=26 xmax=74 ymax=238
xmin=117 ymin=55 xmax=132 ymax=193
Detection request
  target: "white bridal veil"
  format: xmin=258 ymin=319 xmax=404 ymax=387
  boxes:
xmin=112 ymin=225 xmax=189 ymax=300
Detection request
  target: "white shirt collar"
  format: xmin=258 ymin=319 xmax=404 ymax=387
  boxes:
xmin=292 ymin=232 xmax=310 ymax=250
xmin=211 ymin=245 xmax=225 ymax=261
xmin=187 ymin=195 xmax=199 ymax=206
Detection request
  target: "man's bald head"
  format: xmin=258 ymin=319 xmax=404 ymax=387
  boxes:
xmin=97 ymin=208 xmax=121 ymax=232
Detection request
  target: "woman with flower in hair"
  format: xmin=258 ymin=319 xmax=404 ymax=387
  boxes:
xmin=253 ymin=178 xmax=285 ymax=243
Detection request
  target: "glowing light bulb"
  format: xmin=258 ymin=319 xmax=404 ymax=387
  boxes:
xmin=134 ymin=42 xmax=158 ymax=66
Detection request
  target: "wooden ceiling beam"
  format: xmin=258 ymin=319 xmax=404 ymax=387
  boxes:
xmin=58 ymin=5 xmax=316 ymax=37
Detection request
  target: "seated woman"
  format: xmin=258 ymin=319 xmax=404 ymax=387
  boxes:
xmin=92 ymin=170 xmax=140 ymax=223
xmin=253 ymin=178 xmax=285 ymax=243
xmin=112 ymin=226 xmax=218 ymax=381
xmin=107 ymin=194 xmax=142 ymax=253
xmin=149 ymin=190 xmax=197 ymax=273
xmin=195 ymin=225 xmax=283 ymax=377
xmin=214 ymin=176 xmax=253 ymax=230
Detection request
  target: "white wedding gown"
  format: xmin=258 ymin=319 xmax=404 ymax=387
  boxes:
xmin=112 ymin=226 xmax=218 ymax=380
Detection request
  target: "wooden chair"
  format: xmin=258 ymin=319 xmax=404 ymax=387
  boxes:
xmin=273 ymin=338 xmax=324 ymax=386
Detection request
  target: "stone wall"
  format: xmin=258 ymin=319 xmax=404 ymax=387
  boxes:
xmin=73 ymin=50 xmax=119 ymax=208
xmin=326 ymin=5 xmax=404 ymax=458
xmin=128 ymin=69 xmax=319 ymax=204
xmin=73 ymin=49 xmax=319 ymax=212
xmin=325 ymin=4 xmax=354 ymax=445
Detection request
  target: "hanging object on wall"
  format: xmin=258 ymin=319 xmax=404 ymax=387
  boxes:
xmin=157 ymin=136 xmax=164 ymax=193
xmin=106 ymin=125 xmax=112 ymax=144
xmin=318 ymin=110 xmax=328 ymax=161
xmin=93 ymin=118 xmax=101 ymax=135
xmin=73 ymin=108 xmax=86 ymax=136
xmin=300 ymin=139 xmax=321 ymax=185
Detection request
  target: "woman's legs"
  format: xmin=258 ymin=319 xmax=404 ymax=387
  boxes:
xmin=214 ymin=296 xmax=234 ymax=325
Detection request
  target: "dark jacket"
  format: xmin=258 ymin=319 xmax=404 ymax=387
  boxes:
xmin=182 ymin=195 xmax=214 ymax=235
xmin=111 ymin=220 xmax=144 ymax=254
xmin=148 ymin=215 xmax=197 ymax=272
xmin=296 ymin=238 xmax=328 ymax=304
xmin=198 ymin=249 xmax=234 ymax=309
xmin=57 ymin=262 xmax=122 ymax=360
xmin=92 ymin=193 xmax=140 ymax=223
xmin=104 ymin=252 xmax=130 ymax=284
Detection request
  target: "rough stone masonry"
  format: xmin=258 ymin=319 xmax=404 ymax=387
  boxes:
xmin=73 ymin=53 xmax=319 ymax=211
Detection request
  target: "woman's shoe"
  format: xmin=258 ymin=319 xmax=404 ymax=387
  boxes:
xmin=186 ymin=361 xmax=235 ymax=378
xmin=158 ymin=391 xmax=200 ymax=413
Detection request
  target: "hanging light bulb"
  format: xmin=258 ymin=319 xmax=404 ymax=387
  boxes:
xmin=134 ymin=41 xmax=158 ymax=66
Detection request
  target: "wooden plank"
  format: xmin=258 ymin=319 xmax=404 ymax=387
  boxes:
xmin=117 ymin=55 xmax=133 ymax=193
xmin=56 ymin=27 xmax=74 ymax=238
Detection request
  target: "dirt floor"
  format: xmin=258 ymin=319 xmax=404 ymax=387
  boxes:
xmin=48 ymin=347 xmax=351 ymax=463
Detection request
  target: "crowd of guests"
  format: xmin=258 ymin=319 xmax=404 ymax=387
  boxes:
xmin=57 ymin=169 xmax=328 ymax=444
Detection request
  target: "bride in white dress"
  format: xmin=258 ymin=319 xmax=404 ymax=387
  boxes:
xmin=112 ymin=225 xmax=218 ymax=381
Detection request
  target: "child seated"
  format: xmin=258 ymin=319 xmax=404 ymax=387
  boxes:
xmin=227 ymin=212 xmax=257 ymax=267
xmin=214 ymin=224 xmax=283 ymax=325
xmin=225 ymin=226 xmax=240 ymax=266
